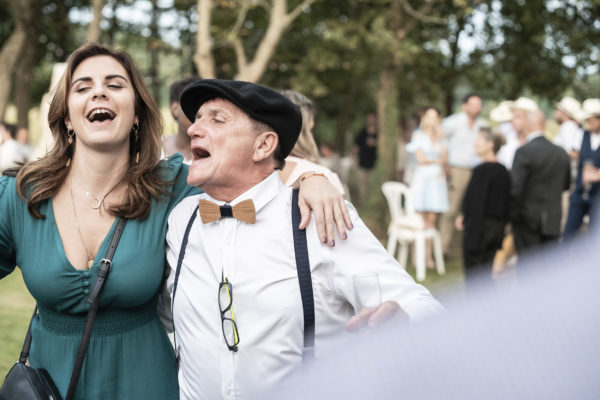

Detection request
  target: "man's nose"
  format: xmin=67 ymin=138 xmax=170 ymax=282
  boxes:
xmin=188 ymin=120 xmax=207 ymax=138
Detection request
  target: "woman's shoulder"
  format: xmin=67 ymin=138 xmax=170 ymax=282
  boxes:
xmin=0 ymin=175 xmax=17 ymax=198
xmin=159 ymin=153 xmax=187 ymax=176
xmin=158 ymin=153 xmax=202 ymax=207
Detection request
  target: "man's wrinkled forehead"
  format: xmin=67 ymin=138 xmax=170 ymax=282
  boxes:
xmin=195 ymin=97 xmax=247 ymax=120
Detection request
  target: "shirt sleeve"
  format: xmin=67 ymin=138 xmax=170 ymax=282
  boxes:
xmin=405 ymin=132 xmax=426 ymax=154
xmin=0 ymin=176 xmax=17 ymax=278
xmin=322 ymin=202 xmax=445 ymax=322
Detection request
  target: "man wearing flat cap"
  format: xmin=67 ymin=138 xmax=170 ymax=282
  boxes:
xmin=165 ymin=79 xmax=443 ymax=400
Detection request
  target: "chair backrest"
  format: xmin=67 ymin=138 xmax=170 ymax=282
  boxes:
xmin=381 ymin=181 xmax=415 ymax=223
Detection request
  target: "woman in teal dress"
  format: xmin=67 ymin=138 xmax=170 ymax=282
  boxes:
xmin=0 ymin=43 xmax=350 ymax=399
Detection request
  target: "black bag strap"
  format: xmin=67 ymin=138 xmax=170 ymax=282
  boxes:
xmin=18 ymin=308 xmax=37 ymax=364
xmin=64 ymin=217 xmax=127 ymax=400
xmin=171 ymin=209 xmax=198 ymax=367
xmin=291 ymin=189 xmax=315 ymax=360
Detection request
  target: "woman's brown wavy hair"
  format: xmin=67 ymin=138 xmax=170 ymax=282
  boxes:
xmin=16 ymin=42 xmax=171 ymax=220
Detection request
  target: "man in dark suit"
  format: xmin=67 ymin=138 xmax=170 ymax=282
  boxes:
xmin=510 ymin=110 xmax=571 ymax=252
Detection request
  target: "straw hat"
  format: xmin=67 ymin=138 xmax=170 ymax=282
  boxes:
xmin=510 ymin=97 xmax=539 ymax=113
xmin=489 ymin=100 xmax=514 ymax=123
xmin=554 ymin=96 xmax=581 ymax=120
xmin=580 ymin=98 xmax=600 ymax=120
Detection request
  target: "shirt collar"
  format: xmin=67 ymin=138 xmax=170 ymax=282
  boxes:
xmin=202 ymin=171 xmax=284 ymax=215
xmin=526 ymin=131 xmax=544 ymax=142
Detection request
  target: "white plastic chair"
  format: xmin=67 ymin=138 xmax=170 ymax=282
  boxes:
xmin=381 ymin=181 xmax=445 ymax=281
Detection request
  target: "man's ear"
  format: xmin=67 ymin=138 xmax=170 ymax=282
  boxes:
xmin=253 ymin=131 xmax=279 ymax=162
xmin=170 ymin=102 xmax=180 ymax=121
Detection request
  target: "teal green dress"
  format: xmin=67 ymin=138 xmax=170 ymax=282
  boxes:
xmin=0 ymin=154 xmax=200 ymax=399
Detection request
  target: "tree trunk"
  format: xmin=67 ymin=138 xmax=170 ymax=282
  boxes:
xmin=86 ymin=0 xmax=105 ymax=42
xmin=0 ymin=18 xmax=27 ymax=119
xmin=334 ymin=81 xmax=356 ymax=154
xmin=443 ymin=14 xmax=465 ymax=116
xmin=15 ymin=42 xmax=35 ymax=129
xmin=148 ymin=0 xmax=161 ymax=102
xmin=360 ymin=64 xmax=399 ymax=238
xmin=194 ymin=0 xmax=215 ymax=78
xmin=107 ymin=0 xmax=120 ymax=46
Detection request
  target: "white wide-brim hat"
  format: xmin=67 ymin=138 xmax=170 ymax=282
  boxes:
xmin=580 ymin=98 xmax=600 ymax=120
xmin=490 ymin=100 xmax=514 ymax=123
xmin=554 ymin=96 xmax=581 ymax=121
xmin=510 ymin=97 xmax=539 ymax=113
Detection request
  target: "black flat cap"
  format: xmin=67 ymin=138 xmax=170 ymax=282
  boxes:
xmin=180 ymin=79 xmax=302 ymax=158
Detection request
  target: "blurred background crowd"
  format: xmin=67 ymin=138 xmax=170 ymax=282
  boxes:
xmin=1 ymin=0 xmax=599 ymax=315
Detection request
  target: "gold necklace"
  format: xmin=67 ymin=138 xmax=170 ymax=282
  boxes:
xmin=78 ymin=179 xmax=122 ymax=210
xmin=70 ymin=185 xmax=104 ymax=268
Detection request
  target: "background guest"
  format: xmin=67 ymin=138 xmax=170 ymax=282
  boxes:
xmin=439 ymin=93 xmax=487 ymax=255
xmin=352 ymin=112 xmax=378 ymax=207
xmin=279 ymin=90 xmax=345 ymax=194
xmin=456 ymin=127 xmax=510 ymax=289
xmin=563 ymin=98 xmax=600 ymax=238
xmin=406 ymin=107 xmax=449 ymax=268
xmin=0 ymin=121 xmax=30 ymax=172
xmin=510 ymin=110 xmax=571 ymax=253
xmin=163 ymin=77 xmax=197 ymax=162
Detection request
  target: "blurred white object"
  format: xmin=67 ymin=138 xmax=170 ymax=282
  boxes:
xmin=510 ymin=97 xmax=539 ymax=113
xmin=273 ymin=226 xmax=600 ymax=400
xmin=580 ymin=98 xmax=600 ymax=120
xmin=489 ymin=100 xmax=514 ymax=123
xmin=381 ymin=181 xmax=445 ymax=281
xmin=554 ymin=96 xmax=582 ymax=121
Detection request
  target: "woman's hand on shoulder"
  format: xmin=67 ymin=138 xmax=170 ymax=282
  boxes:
xmin=297 ymin=174 xmax=352 ymax=247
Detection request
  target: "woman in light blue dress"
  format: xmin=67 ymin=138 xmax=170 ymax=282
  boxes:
xmin=406 ymin=107 xmax=449 ymax=267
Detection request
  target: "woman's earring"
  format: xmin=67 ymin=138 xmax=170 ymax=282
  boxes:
xmin=132 ymin=123 xmax=141 ymax=164
xmin=67 ymin=129 xmax=75 ymax=145
xmin=66 ymin=129 xmax=75 ymax=167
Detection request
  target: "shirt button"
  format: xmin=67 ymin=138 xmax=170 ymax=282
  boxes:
xmin=83 ymin=279 xmax=90 ymax=286
xmin=83 ymin=288 xmax=89 ymax=295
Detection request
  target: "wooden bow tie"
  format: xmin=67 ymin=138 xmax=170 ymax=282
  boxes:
xmin=198 ymin=199 xmax=256 ymax=224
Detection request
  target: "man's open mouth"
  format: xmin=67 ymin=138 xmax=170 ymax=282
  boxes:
xmin=193 ymin=147 xmax=211 ymax=160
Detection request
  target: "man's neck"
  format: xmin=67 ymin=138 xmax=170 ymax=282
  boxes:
xmin=526 ymin=130 xmax=544 ymax=142
xmin=203 ymin=169 xmax=275 ymax=203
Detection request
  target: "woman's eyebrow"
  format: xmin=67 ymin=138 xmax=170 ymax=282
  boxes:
xmin=71 ymin=74 xmax=129 ymax=88
xmin=105 ymin=74 xmax=129 ymax=83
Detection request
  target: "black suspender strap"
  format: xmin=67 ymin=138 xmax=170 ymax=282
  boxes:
xmin=171 ymin=209 xmax=198 ymax=367
xmin=291 ymin=189 xmax=315 ymax=360
xmin=65 ymin=217 xmax=127 ymax=400
xmin=171 ymin=196 xmax=315 ymax=361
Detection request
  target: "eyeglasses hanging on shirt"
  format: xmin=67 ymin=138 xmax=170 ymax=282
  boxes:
xmin=219 ymin=273 xmax=240 ymax=352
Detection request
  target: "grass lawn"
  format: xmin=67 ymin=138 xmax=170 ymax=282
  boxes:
xmin=0 ymin=254 xmax=465 ymax=385
xmin=0 ymin=269 xmax=35 ymax=384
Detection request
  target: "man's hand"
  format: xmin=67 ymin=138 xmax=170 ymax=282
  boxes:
xmin=345 ymin=301 xmax=409 ymax=332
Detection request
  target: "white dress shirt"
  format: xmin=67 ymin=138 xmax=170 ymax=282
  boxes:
xmin=166 ymin=172 xmax=443 ymax=400
xmin=442 ymin=112 xmax=488 ymax=168
xmin=0 ymin=139 xmax=29 ymax=172
xmin=553 ymin=120 xmax=583 ymax=152
xmin=496 ymin=121 xmax=519 ymax=170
